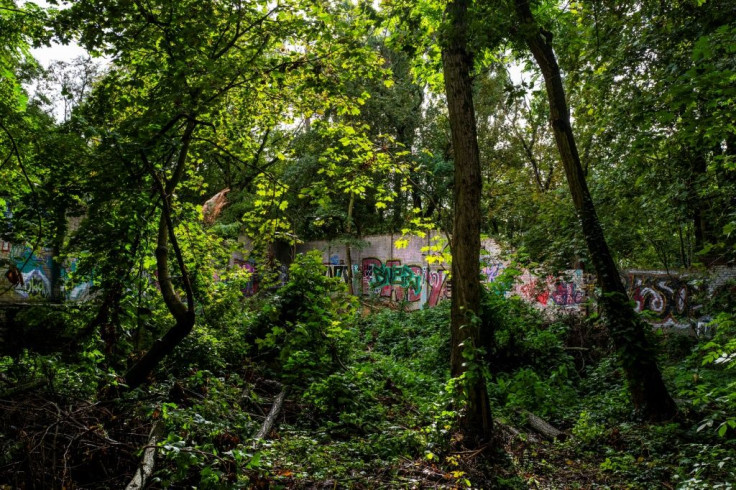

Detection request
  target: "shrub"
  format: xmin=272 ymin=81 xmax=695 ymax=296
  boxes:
xmin=245 ymin=251 xmax=357 ymax=385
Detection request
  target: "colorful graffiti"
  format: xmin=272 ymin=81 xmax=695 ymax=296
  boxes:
xmin=426 ymin=269 xmax=450 ymax=307
xmin=624 ymin=273 xmax=692 ymax=325
xmin=324 ymin=262 xmax=349 ymax=280
xmin=1 ymin=242 xmax=97 ymax=302
xmin=1 ymin=230 xmax=715 ymax=331
xmin=481 ymin=262 xmax=505 ymax=283
xmin=323 ymin=261 xmax=360 ymax=291
xmin=361 ymin=258 xmax=423 ymax=302
xmin=550 ymin=281 xmax=586 ymax=306
xmin=233 ymin=258 xmax=259 ymax=296
xmin=357 ymin=256 xmax=586 ymax=310
xmin=370 ymin=263 xmax=423 ymax=295
xmin=550 ymin=270 xmax=587 ymax=307
xmin=2 ymin=244 xmax=53 ymax=300
xmin=505 ymin=270 xmax=587 ymax=308
xmin=513 ymin=271 xmax=550 ymax=306
xmin=58 ymin=258 xmax=95 ymax=301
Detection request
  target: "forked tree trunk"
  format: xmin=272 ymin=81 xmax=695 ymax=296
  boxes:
xmin=514 ymin=0 xmax=677 ymax=421
xmin=442 ymin=0 xmax=494 ymax=445
xmin=125 ymin=121 xmax=197 ymax=389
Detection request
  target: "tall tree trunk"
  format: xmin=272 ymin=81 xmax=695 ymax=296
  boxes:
xmin=442 ymin=0 xmax=494 ymax=445
xmin=345 ymin=192 xmax=355 ymax=296
xmin=125 ymin=121 xmax=197 ymax=389
xmin=514 ymin=0 xmax=677 ymax=421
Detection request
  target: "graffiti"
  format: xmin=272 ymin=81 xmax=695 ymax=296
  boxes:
xmin=324 ymin=263 xmax=349 ymax=282
xmin=17 ymin=269 xmax=52 ymax=298
xmin=358 ymin=255 xmax=586 ymax=310
xmin=427 ymin=269 xmax=450 ymax=307
xmin=505 ymin=271 xmax=587 ymax=308
xmin=1 ymin=244 xmax=56 ymax=301
xmin=514 ymin=273 xmax=538 ymax=302
xmin=550 ymin=281 xmax=585 ymax=306
xmin=360 ymin=258 xmax=381 ymax=295
xmin=58 ymin=258 xmax=95 ymax=301
xmin=1 ymin=230 xmax=717 ymax=333
xmin=482 ymin=262 xmax=504 ymax=283
xmin=550 ymin=271 xmax=586 ymax=307
xmin=513 ymin=272 xmax=550 ymax=306
xmin=360 ymin=258 xmax=424 ymax=303
xmin=370 ymin=263 xmax=422 ymax=294
xmin=234 ymin=258 xmax=259 ymax=296
xmin=625 ymin=273 xmax=692 ymax=325
xmin=11 ymin=244 xmax=49 ymax=274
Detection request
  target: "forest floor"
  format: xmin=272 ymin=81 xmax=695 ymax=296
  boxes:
xmin=1 ymin=287 xmax=735 ymax=488
xmin=0 ymin=385 xmax=677 ymax=489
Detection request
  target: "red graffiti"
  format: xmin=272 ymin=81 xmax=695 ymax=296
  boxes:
xmin=361 ymin=258 xmax=382 ymax=295
xmin=427 ymin=269 xmax=450 ymax=307
xmin=550 ymin=282 xmax=585 ymax=306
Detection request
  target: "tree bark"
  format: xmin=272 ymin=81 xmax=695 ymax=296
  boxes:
xmin=345 ymin=192 xmax=355 ymax=296
xmin=442 ymin=0 xmax=494 ymax=445
xmin=126 ymin=421 xmax=163 ymax=490
xmin=254 ymin=386 xmax=288 ymax=440
xmin=125 ymin=121 xmax=197 ymax=389
xmin=514 ymin=0 xmax=676 ymax=421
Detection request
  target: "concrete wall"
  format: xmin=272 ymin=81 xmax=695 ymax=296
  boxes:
xmin=297 ymin=233 xmax=732 ymax=330
xmin=0 ymin=239 xmax=94 ymax=303
xmin=3 ymin=232 xmax=732 ymax=332
xmin=296 ymin=232 xmax=590 ymax=312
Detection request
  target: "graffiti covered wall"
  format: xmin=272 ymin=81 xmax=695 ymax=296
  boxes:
xmin=298 ymin=233 xmax=461 ymax=309
xmin=0 ymin=240 xmax=94 ymax=303
xmin=295 ymin=233 xmax=593 ymax=313
xmin=4 ymin=231 xmax=730 ymax=331
xmin=623 ymin=271 xmax=697 ymax=327
xmin=295 ymin=233 xmax=728 ymax=329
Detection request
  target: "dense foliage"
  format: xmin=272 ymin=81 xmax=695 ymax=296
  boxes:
xmin=1 ymin=0 xmax=735 ymax=487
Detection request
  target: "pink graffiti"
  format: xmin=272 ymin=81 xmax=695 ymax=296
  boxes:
xmin=427 ymin=269 xmax=450 ymax=307
xmin=361 ymin=258 xmax=382 ymax=295
xmin=550 ymin=282 xmax=585 ymax=306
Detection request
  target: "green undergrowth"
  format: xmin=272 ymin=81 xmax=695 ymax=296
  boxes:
xmin=1 ymin=265 xmax=736 ymax=488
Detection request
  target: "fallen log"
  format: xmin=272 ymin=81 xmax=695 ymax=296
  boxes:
xmin=494 ymin=418 xmax=522 ymax=440
xmin=521 ymin=410 xmax=566 ymax=441
xmin=126 ymin=420 xmax=163 ymax=490
xmin=254 ymin=386 xmax=288 ymax=440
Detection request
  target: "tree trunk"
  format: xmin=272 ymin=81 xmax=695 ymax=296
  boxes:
xmin=125 ymin=121 xmax=197 ymax=389
xmin=442 ymin=0 xmax=494 ymax=445
xmin=514 ymin=0 xmax=676 ymax=421
xmin=345 ymin=192 xmax=355 ymax=296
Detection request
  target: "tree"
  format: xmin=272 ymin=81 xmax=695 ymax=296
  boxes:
xmin=513 ymin=0 xmax=677 ymax=421
xmin=441 ymin=0 xmax=493 ymax=445
xmin=571 ymin=0 xmax=736 ymax=266
xmin=52 ymin=0 xmax=387 ymax=388
xmin=0 ymin=1 xmax=52 ymax=274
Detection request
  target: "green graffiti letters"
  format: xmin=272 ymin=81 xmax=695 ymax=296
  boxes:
xmin=369 ymin=263 xmax=423 ymax=294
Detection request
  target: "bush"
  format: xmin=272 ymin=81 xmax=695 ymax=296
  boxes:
xmin=356 ymin=302 xmax=451 ymax=379
xmin=481 ymin=290 xmax=575 ymax=377
xmin=245 ymin=251 xmax=358 ymax=385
